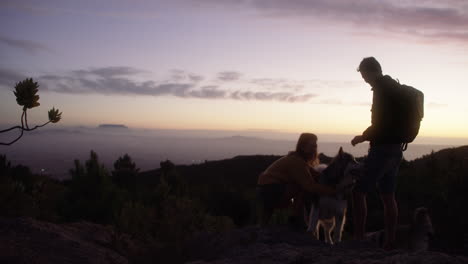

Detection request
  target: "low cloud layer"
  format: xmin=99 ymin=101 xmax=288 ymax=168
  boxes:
xmin=0 ymin=66 xmax=451 ymax=107
xmin=0 ymin=67 xmax=316 ymax=103
xmin=218 ymin=71 xmax=242 ymax=82
xmin=0 ymin=68 xmax=27 ymax=87
xmin=0 ymin=36 xmax=50 ymax=54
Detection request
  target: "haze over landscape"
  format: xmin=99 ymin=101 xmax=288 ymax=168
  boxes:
xmin=0 ymin=125 xmax=462 ymax=179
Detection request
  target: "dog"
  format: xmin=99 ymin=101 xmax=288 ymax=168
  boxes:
xmin=306 ymin=147 xmax=360 ymax=244
xmin=365 ymin=207 xmax=434 ymax=251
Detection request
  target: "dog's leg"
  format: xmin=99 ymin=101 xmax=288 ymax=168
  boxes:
xmin=333 ymin=212 xmax=346 ymax=243
xmin=322 ymin=219 xmax=335 ymax=245
xmin=315 ymin=220 xmax=321 ymax=240
xmin=307 ymin=204 xmax=320 ymax=239
xmin=313 ymin=221 xmax=320 ymax=240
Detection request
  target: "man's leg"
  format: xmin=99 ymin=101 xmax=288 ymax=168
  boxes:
xmin=353 ymin=144 xmax=394 ymax=240
xmin=380 ymin=192 xmax=398 ymax=249
xmin=377 ymin=145 xmax=403 ymax=249
xmin=352 ymin=191 xmax=367 ymax=240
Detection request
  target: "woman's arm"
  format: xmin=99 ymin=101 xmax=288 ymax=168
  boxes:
xmin=294 ymin=164 xmax=336 ymax=195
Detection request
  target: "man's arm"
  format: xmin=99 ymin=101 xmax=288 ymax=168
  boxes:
xmin=352 ymin=89 xmax=378 ymax=146
xmin=352 ymin=125 xmax=374 ymax=146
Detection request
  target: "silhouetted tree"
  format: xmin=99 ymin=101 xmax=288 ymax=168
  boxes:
xmin=160 ymin=160 xmax=187 ymax=197
xmin=160 ymin=160 xmax=175 ymax=173
xmin=112 ymin=154 xmax=139 ymax=195
xmin=0 ymin=78 xmax=62 ymax=146
xmin=63 ymin=151 xmax=124 ymax=224
xmin=0 ymin=155 xmax=37 ymax=217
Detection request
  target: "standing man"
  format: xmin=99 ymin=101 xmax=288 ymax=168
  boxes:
xmin=351 ymin=57 xmax=404 ymax=250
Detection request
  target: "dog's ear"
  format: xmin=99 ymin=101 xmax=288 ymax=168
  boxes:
xmin=338 ymin=146 xmax=343 ymax=156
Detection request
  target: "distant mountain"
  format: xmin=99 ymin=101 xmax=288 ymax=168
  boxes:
xmin=98 ymin=124 xmax=128 ymax=129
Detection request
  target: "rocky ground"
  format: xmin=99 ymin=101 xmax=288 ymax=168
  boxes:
xmin=1 ymin=217 xmax=467 ymax=264
xmin=0 ymin=217 xmax=148 ymax=264
xmin=184 ymin=226 xmax=468 ymax=264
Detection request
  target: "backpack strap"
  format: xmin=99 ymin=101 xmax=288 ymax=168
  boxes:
xmin=401 ymin=143 xmax=408 ymax=151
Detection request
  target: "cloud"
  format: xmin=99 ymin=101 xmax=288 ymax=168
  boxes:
xmin=218 ymin=71 xmax=242 ymax=81
xmin=250 ymin=78 xmax=292 ymax=91
xmin=0 ymin=68 xmax=27 ymax=87
xmin=73 ymin=66 xmax=146 ymax=77
xmin=231 ymin=91 xmax=316 ymax=102
xmin=319 ymin=99 xmax=343 ymax=105
xmin=3 ymin=1 xmax=467 ymax=44
xmin=168 ymin=69 xmax=205 ymax=83
xmin=188 ymin=86 xmax=227 ymax=99
xmin=196 ymin=0 xmax=468 ymax=44
xmin=40 ymin=72 xmax=195 ymax=97
xmin=0 ymin=36 xmax=50 ymax=54
xmin=0 ymin=0 xmax=162 ymax=20
xmin=0 ymin=66 xmax=319 ymax=103
xmin=252 ymin=78 xmax=305 ymax=91
xmin=189 ymin=74 xmax=204 ymax=82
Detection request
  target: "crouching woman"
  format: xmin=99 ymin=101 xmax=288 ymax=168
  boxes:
xmin=257 ymin=133 xmax=336 ymax=227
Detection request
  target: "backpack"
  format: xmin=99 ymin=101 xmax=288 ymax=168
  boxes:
xmin=395 ymin=82 xmax=424 ymax=150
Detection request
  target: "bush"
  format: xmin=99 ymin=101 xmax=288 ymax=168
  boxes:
xmin=0 ymin=155 xmax=66 ymax=221
xmin=61 ymin=151 xmax=126 ymax=224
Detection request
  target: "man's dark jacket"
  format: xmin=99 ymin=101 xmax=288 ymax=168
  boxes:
xmin=362 ymin=75 xmax=404 ymax=144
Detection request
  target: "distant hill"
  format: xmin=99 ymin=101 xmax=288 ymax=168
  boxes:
xmin=98 ymin=124 xmax=128 ymax=129
xmin=138 ymin=146 xmax=468 ymax=189
xmin=138 ymin=155 xmax=281 ymax=191
xmin=402 ymin=145 xmax=468 ymax=170
xmin=136 ymin=151 xmax=344 ymax=188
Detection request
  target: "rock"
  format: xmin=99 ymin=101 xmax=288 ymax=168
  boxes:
xmin=0 ymin=217 xmax=128 ymax=264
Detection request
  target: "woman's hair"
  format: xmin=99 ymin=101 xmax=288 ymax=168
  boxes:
xmin=294 ymin=133 xmax=319 ymax=167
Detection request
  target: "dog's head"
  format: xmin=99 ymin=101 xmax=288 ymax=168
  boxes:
xmin=321 ymin=147 xmax=360 ymax=192
xmin=410 ymin=207 xmax=434 ymax=251
xmin=413 ymin=207 xmax=434 ymax=235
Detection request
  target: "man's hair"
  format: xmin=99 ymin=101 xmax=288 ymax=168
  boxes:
xmin=357 ymin=57 xmax=382 ymax=73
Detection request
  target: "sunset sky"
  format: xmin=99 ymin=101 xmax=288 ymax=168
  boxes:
xmin=1 ymin=0 xmax=468 ymax=143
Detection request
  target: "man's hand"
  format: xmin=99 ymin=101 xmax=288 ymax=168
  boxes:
xmin=351 ymin=135 xmax=365 ymax=146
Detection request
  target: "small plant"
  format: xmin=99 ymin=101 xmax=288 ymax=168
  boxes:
xmin=1 ymin=78 xmax=62 ymax=146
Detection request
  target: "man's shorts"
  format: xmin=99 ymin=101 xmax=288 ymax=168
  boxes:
xmin=355 ymin=143 xmax=403 ymax=194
